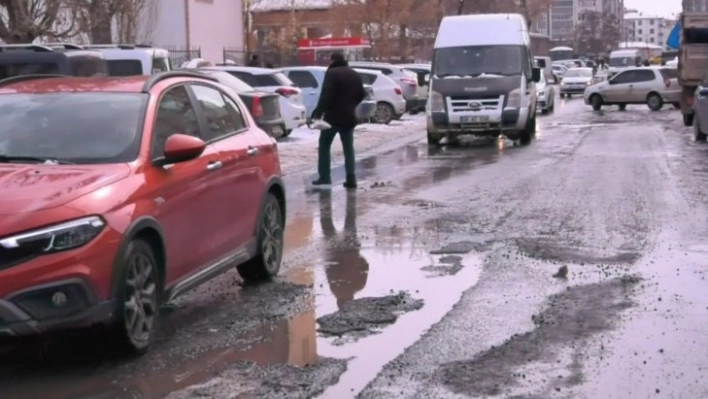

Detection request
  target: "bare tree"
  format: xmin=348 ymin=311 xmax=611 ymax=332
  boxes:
xmin=68 ymin=0 xmax=157 ymax=44
xmin=251 ymin=0 xmax=310 ymax=65
xmin=0 ymin=0 xmax=79 ymax=43
xmin=575 ymin=11 xmax=604 ymax=56
xmin=115 ymin=0 xmax=159 ymax=43
xmin=575 ymin=10 xmax=621 ymax=56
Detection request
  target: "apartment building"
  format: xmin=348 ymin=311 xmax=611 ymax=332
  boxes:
xmin=546 ymin=0 xmax=624 ymax=44
xmin=624 ymin=11 xmax=675 ymax=49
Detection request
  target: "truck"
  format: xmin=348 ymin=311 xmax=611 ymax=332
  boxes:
xmin=426 ymin=14 xmax=541 ymax=146
xmin=530 ymin=33 xmax=550 ymax=56
xmin=678 ymin=3 xmax=708 ymax=126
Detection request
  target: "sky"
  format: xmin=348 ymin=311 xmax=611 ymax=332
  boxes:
xmin=623 ymin=0 xmax=681 ymax=18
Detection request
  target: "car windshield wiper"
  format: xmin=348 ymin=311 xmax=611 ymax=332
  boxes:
xmin=0 ymin=155 xmax=73 ymax=164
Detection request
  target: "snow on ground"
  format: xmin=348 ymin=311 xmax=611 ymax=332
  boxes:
xmin=278 ymin=114 xmax=425 ymax=175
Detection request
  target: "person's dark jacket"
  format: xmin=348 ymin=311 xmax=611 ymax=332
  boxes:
xmin=312 ymin=59 xmax=367 ymax=129
xmin=248 ymin=58 xmax=260 ymax=67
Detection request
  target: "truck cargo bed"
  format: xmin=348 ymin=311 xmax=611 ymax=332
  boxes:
xmin=679 ymin=12 xmax=708 ymax=84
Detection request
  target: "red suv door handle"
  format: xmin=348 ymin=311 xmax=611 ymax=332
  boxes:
xmin=206 ymin=161 xmax=223 ymax=171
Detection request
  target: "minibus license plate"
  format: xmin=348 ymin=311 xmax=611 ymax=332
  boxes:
xmin=461 ymin=116 xmax=488 ymax=123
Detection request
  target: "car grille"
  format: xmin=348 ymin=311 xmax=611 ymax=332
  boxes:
xmin=448 ymin=95 xmax=502 ymax=112
xmin=0 ymin=246 xmax=37 ymax=271
xmin=261 ymin=95 xmax=281 ymax=119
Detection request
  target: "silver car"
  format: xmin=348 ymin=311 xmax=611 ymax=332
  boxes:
xmin=349 ymin=61 xmax=420 ymax=113
xmin=583 ymin=67 xmax=680 ymax=111
xmin=559 ymin=67 xmax=594 ymax=98
xmin=536 ymin=73 xmax=556 ymax=114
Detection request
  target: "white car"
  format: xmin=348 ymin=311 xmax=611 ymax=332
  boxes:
xmin=552 ymin=64 xmax=568 ymax=83
xmin=559 ymin=67 xmax=594 ymax=98
xmin=536 ymin=73 xmax=555 ymax=114
xmin=82 ymin=44 xmax=172 ymax=75
xmin=355 ymin=68 xmax=407 ymax=124
xmin=399 ymin=63 xmax=431 ymax=113
xmin=207 ymin=66 xmax=307 ymax=135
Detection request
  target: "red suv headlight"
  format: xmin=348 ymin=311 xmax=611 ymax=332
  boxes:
xmin=0 ymin=216 xmax=105 ymax=255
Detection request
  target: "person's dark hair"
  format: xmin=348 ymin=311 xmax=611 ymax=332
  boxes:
xmin=251 ymin=54 xmax=258 ymax=60
xmin=330 ymin=51 xmax=345 ymax=62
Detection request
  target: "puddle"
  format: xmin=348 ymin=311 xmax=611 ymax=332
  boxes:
xmin=287 ymin=190 xmax=484 ymax=398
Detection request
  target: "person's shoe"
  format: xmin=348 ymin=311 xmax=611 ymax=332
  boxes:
xmin=312 ymin=178 xmax=331 ymax=186
xmin=343 ymin=176 xmax=357 ymax=189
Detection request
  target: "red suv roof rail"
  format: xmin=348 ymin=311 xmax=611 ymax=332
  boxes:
xmin=141 ymin=71 xmax=218 ymax=93
xmin=0 ymin=74 xmax=69 ymax=87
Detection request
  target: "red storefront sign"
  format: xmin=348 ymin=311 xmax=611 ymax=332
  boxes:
xmin=297 ymin=37 xmax=370 ymax=49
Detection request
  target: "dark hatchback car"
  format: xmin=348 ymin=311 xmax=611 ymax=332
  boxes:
xmin=0 ymin=44 xmax=108 ymax=79
xmin=187 ymin=69 xmax=285 ymax=138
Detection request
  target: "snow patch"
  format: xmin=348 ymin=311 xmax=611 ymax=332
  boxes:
xmin=277 ymin=115 xmax=425 ymax=174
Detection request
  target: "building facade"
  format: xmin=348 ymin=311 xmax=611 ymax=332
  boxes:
xmin=546 ymin=0 xmax=624 ymax=45
xmin=139 ymin=0 xmax=245 ymax=65
xmin=623 ymin=11 xmax=675 ymax=49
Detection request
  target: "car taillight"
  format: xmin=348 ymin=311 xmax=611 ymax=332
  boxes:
xmin=394 ymin=87 xmax=402 ymax=95
xmin=401 ymin=77 xmax=417 ymax=86
xmin=276 ymin=87 xmax=298 ymax=97
xmin=252 ymin=97 xmax=263 ymax=117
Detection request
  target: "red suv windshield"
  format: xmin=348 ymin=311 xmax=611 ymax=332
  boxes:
xmin=0 ymin=92 xmax=147 ymax=164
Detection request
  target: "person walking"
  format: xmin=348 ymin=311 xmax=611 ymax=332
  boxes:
xmin=248 ymin=54 xmax=261 ymax=67
xmin=310 ymin=52 xmax=367 ymax=189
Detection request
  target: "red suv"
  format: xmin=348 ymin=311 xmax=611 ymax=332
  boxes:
xmin=0 ymin=71 xmax=286 ymax=353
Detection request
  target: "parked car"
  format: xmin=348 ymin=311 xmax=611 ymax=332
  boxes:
xmin=77 ymin=44 xmax=171 ymax=76
xmin=536 ymin=72 xmax=555 ymax=114
xmin=398 ymin=63 xmax=430 ymax=113
xmin=693 ymin=69 xmax=708 ymax=141
xmin=559 ymin=67 xmax=594 ymax=98
xmin=552 ymin=64 xmax=568 ymax=82
xmin=192 ymin=68 xmax=285 ymax=138
xmin=206 ymin=66 xmax=307 ymax=136
xmin=356 ymin=69 xmax=407 ymax=124
xmin=278 ymin=66 xmax=376 ymax=122
xmin=348 ymin=61 xmax=421 ymax=113
xmin=0 ymin=44 xmax=108 ymax=79
xmin=533 ymin=56 xmax=555 ymax=83
xmin=0 ymin=71 xmax=286 ymax=353
xmin=584 ymin=67 xmax=680 ymax=111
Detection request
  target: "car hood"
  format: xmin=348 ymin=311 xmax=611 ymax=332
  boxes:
xmin=562 ymin=77 xmax=592 ymax=84
xmin=0 ymin=164 xmax=131 ymax=214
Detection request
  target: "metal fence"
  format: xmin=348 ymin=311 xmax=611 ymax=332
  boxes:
xmin=229 ymin=48 xmax=299 ymax=67
xmin=161 ymin=45 xmax=201 ymax=68
xmin=223 ymin=47 xmax=247 ymax=65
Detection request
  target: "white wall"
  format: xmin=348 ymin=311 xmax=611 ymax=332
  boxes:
xmin=189 ymin=0 xmax=245 ymax=63
xmin=145 ymin=0 xmax=188 ymax=47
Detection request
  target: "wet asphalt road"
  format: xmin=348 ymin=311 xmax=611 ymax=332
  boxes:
xmin=3 ymin=95 xmax=708 ymax=399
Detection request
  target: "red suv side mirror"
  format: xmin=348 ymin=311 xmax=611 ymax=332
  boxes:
xmin=161 ymin=134 xmax=206 ymax=165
